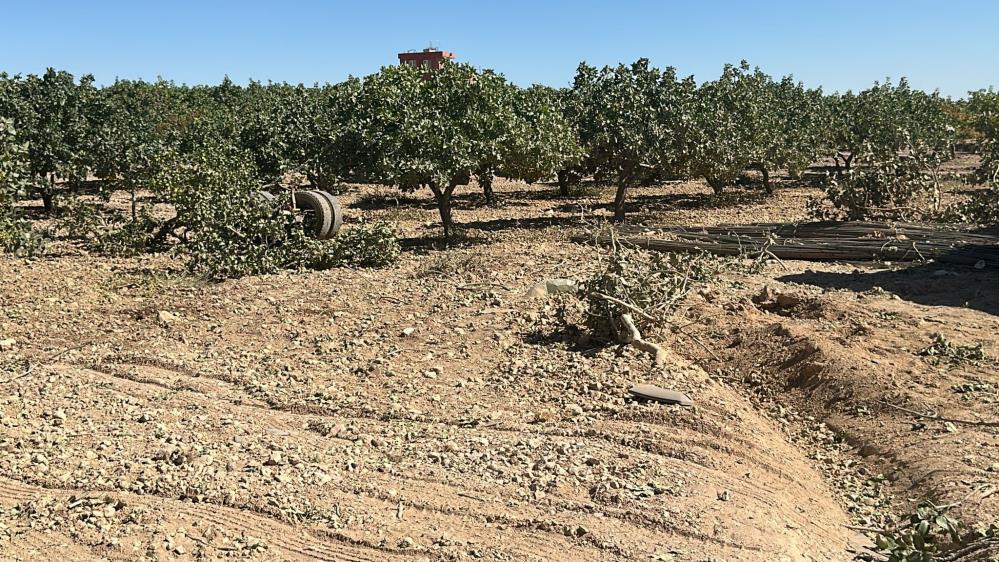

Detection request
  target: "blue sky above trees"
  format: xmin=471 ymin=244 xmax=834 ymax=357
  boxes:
xmin=2 ymin=0 xmax=996 ymax=97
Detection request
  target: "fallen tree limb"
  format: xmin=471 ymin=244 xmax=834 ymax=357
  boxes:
xmin=592 ymin=294 xmax=722 ymax=364
xmin=620 ymin=313 xmax=667 ymax=366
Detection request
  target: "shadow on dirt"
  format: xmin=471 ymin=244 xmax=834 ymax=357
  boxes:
xmin=351 ymin=192 xmax=432 ymax=211
xmin=461 ymin=215 xmax=585 ymax=232
xmin=351 ymin=187 xmax=539 ymax=212
xmin=352 ymin=181 xmax=784 ymax=219
xmin=555 ymin=186 xmax=772 ymax=217
xmin=779 ymin=260 xmax=999 ymax=317
xmin=504 ymin=181 xmax=607 ymax=202
xmin=18 ymin=205 xmax=52 ymax=220
xmin=399 ymin=232 xmax=491 ymax=252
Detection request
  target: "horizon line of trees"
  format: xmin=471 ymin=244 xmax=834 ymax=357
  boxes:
xmin=0 ymin=59 xmax=994 ymax=242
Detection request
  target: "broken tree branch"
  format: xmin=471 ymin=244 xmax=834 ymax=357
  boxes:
xmin=593 ymin=292 xmax=658 ymax=323
xmin=620 ymin=313 xmax=667 ymax=366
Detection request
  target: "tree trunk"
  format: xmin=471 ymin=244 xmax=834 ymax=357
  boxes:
xmin=150 ymin=216 xmax=180 ymax=247
xmin=130 ymin=187 xmax=138 ymax=222
xmin=429 ymin=182 xmax=457 ymax=242
xmin=42 ymin=175 xmax=55 ymax=213
xmin=612 ymin=184 xmax=629 ymax=223
xmin=41 ymin=191 xmax=54 ymax=214
xmin=706 ymin=177 xmax=726 ymax=195
xmin=482 ymin=181 xmax=494 ymax=204
xmin=844 ymin=152 xmax=855 ymax=172
xmin=557 ymin=170 xmax=569 ymax=197
xmin=748 ymin=163 xmax=772 ymax=194
xmin=480 ymin=171 xmax=495 ymax=205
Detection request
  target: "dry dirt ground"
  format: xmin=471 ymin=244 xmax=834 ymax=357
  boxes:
xmin=0 ymin=172 xmax=996 ymax=561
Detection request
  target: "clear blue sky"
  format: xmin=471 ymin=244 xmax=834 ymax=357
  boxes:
xmin=3 ymin=0 xmax=996 ymax=98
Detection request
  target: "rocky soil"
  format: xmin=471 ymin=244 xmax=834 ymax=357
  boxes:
xmin=0 ymin=174 xmax=995 ymax=561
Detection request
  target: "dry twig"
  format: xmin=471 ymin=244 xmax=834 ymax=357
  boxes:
xmin=880 ymin=401 xmax=999 ymax=428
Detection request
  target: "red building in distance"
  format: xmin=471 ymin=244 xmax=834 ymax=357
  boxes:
xmin=398 ymin=48 xmax=455 ymax=72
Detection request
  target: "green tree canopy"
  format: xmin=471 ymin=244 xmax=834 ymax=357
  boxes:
xmin=350 ymin=62 xmax=519 ymax=238
xmin=573 ymin=59 xmax=698 ymax=221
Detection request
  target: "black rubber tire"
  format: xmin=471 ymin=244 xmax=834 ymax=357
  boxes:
xmin=313 ymin=190 xmax=344 ymax=239
xmin=294 ymin=190 xmax=334 ymax=239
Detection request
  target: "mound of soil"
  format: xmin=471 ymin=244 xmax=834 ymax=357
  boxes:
xmin=2 ymin=174 xmax=995 ymax=560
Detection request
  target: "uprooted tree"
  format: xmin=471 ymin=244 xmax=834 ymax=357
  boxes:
xmin=156 ymin=119 xmax=399 ymax=280
xmin=577 ymin=236 xmax=718 ymax=365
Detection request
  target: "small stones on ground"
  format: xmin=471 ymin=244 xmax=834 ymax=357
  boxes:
xmin=527 ymin=278 xmax=578 ymax=298
xmin=157 ymin=310 xmax=180 ymax=325
xmin=752 ymin=286 xmax=805 ymax=309
xmin=775 ymin=292 xmax=802 ymax=309
xmin=753 ymin=285 xmax=775 ymax=304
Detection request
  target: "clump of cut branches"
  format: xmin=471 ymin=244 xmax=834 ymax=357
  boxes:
xmin=158 ymin=136 xmax=400 ymax=280
xmin=281 ymin=221 xmax=401 ymax=271
xmin=859 ymin=502 xmax=997 ymax=562
xmin=579 ymin=233 xmax=718 ymax=363
xmin=54 ymin=197 xmax=164 ymax=257
xmin=942 ymin=188 xmax=999 ymax=225
xmin=918 ymin=333 xmax=991 ymax=366
xmin=824 ymin=140 xmax=944 ymax=221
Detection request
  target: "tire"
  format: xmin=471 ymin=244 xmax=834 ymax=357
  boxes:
xmin=313 ymin=190 xmax=343 ymax=239
xmin=294 ymin=190 xmax=334 ymax=239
